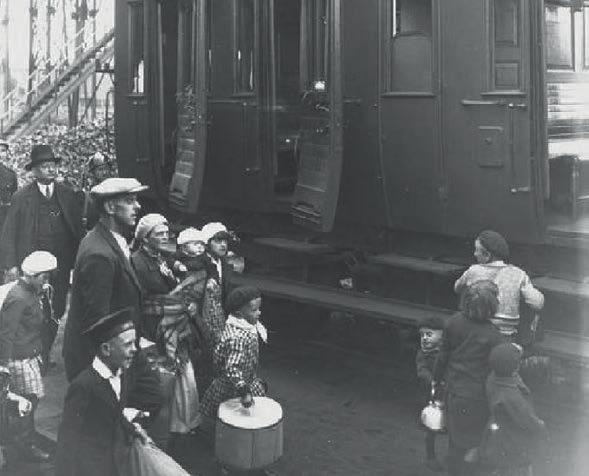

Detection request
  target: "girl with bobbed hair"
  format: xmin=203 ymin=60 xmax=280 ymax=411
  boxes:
xmin=433 ymin=280 xmax=506 ymax=475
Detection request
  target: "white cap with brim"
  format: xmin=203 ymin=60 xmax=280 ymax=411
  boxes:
xmin=177 ymin=227 xmax=205 ymax=245
xmin=21 ymin=251 xmax=57 ymax=276
xmin=200 ymin=222 xmax=229 ymax=243
xmin=90 ymin=177 xmax=149 ymax=197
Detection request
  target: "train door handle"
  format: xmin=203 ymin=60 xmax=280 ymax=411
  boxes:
xmin=507 ymin=103 xmax=527 ymax=110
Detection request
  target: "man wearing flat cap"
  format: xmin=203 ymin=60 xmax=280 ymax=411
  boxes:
xmin=0 ymin=251 xmax=57 ymax=462
xmin=56 ymin=308 xmax=157 ymax=476
xmin=0 ymin=144 xmax=84 ymax=372
xmin=63 ymin=178 xmax=150 ymax=381
xmin=0 ymin=142 xmax=17 ymax=232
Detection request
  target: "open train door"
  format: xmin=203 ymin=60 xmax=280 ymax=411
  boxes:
xmin=168 ymin=0 xmax=208 ymax=212
xmin=440 ymin=0 xmax=542 ymax=242
xmin=291 ymin=0 xmax=344 ymax=232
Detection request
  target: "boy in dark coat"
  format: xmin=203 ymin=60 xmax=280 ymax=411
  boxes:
xmin=55 ymin=309 xmax=152 ymax=476
xmin=484 ymin=343 xmax=546 ymax=476
xmin=416 ymin=316 xmax=445 ymax=471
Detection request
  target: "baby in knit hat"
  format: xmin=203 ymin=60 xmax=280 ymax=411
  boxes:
xmin=454 ymin=230 xmax=544 ymax=340
xmin=483 ymin=343 xmax=546 ymax=475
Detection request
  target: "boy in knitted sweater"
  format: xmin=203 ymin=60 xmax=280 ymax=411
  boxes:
xmin=455 ymin=230 xmax=544 ymax=340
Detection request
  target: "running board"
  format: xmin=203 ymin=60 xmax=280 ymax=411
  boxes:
xmin=232 ymin=273 xmax=453 ymax=326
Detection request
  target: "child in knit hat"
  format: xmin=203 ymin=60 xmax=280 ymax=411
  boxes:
xmin=454 ymin=230 xmax=544 ymax=340
xmin=483 ymin=343 xmax=546 ymax=475
xmin=416 ymin=316 xmax=445 ymax=471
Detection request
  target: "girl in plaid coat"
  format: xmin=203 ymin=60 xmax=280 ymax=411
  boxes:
xmin=198 ymin=286 xmax=267 ymax=421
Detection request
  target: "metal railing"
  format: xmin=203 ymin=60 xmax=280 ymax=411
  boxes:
xmin=0 ymin=22 xmax=114 ymax=137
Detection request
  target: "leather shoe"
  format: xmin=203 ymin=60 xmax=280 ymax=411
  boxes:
xmin=21 ymin=444 xmax=50 ymax=463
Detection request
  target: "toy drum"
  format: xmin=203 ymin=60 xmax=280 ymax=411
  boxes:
xmin=215 ymin=397 xmax=283 ymax=471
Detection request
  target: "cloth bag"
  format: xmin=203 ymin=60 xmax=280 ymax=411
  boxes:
xmin=169 ymin=359 xmax=199 ymax=433
xmin=128 ymin=439 xmax=190 ymax=476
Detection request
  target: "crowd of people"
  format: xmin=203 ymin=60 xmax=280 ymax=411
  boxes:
xmin=0 ymin=141 xmax=551 ymax=475
xmin=0 ymin=143 xmax=268 ymax=474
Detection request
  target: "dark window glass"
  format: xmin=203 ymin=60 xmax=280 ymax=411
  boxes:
xmin=545 ymin=4 xmax=574 ymax=69
xmin=129 ymin=2 xmax=145 ymax=94
xmin=235 ymin=0 xmax=255 ymax=92
xmin=388 ymin=0 xmax=433 ymax=92
xmin=301 ymin=0 xmax=329 ymax=90
xmin=179 ymin=4 xmax=194 ymax=88
xmin=584 ymin=6 xmax=589 ymax=68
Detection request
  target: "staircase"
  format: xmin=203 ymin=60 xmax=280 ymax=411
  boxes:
xmin=0 ymin=26 xmax=114 ymax=141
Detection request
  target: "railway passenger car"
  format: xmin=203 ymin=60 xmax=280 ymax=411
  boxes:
xmin=115 ymin=0 xmax=589 ymax=245
xmin=114 ymin=0 xmax=589 ymax=396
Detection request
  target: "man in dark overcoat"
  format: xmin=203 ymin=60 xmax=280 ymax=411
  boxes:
xmin=0 ymin=144 xmax=84 ymax=370
xmin=63 ymin=177 xmax=148 ymax=381
xmin=55 ymin=308 xmax=151 ymax=476
xmin=0 ymin=142 xmax=17 ymax=234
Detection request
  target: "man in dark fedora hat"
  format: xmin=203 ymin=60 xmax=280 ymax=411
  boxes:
xmin=0 ymin=144 xmax=84 ymax=373
xmin=0 ymin=142 xmax=17 ymax=233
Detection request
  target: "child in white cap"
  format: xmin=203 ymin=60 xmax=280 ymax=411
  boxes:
xmin=0 ymin=251 xmax=56 ymax=462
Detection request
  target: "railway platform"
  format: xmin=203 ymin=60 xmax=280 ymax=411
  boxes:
xmin=5 ymin=309 xmax=589 ymax=476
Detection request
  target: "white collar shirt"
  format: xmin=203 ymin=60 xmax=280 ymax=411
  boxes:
xmin=36 ymin=181 xmax=54 ymax=199
xmin=110 ymin=230 xmax=130 ymax=260
xmin=209 ymin=254 xmax=223 ymax=282
xmin=92 ymin=357 xmax=122 ymax=401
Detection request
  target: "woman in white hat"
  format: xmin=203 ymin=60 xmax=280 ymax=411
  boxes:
xmin=0 ymin=251 xmax=56 ymax=462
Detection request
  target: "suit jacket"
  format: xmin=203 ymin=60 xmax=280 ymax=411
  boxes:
xmin=0 ymin=181 xmax=83 ymax=270
xmin=63 ymin=222 xmax=144 ymax=381
xmin=54 ymin=366 xmax=137 ymax=476
xmin=0 ymin=164 xmax=17 ymax=230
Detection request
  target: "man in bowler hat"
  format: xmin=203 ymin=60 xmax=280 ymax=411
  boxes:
xmin=0 ymin=144 xmax=84 ymax=372
xmin=0 ymin=142 xmax=17 ymax=234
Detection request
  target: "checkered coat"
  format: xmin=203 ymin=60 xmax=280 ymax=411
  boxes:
xmin=201 ymin=279 xmax=226 ymax=349
xmin=199 ymin=321 xmax=265 ymax=417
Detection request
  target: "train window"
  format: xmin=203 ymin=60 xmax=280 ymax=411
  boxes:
xmin=387 ymin=0 xmax=433 ymax=92
xmin=545 ymin=4 xmax=574 ymax=69
xmin=585 ymin=5 xmax=589 ymax=68
xmin=207 ymin=0 xmax=212 ymax=92
xmin=234 ymin=0 xmax=255 ymax=93
xmin=301 ymin=0 xmax=329 ymax=90
xmin=178 ymin=2 xmax=194 ymax=89
xmin=128 ymin=1 xmax=145 ymax=94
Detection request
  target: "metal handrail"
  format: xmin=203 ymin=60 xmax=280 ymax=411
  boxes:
xmin=0 ymin=23 xmax=114 ymax=129
xmin=0 ymin=26 xmax=114 ymax=134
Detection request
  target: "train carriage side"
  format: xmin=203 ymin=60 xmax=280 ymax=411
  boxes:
xmin=115 ymin=0 xmax=589 ymax=245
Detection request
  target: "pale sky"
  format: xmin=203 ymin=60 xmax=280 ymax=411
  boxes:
xmin=5 ymin=0 xmax=114 ymax=83
xmin=7 ymin=2 xmax=28 ymax=77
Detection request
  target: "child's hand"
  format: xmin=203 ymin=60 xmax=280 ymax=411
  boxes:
xmin=241 ymin=392 xmax=254 ymax=408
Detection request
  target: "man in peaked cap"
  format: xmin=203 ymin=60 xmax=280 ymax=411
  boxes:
xmin=0 ymin=142 xmax=17 ymax=233
xmin=0 ymin=144 xmax=84 ymax=372
xmin=63 ymin=177 xmax=150 ymax=381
